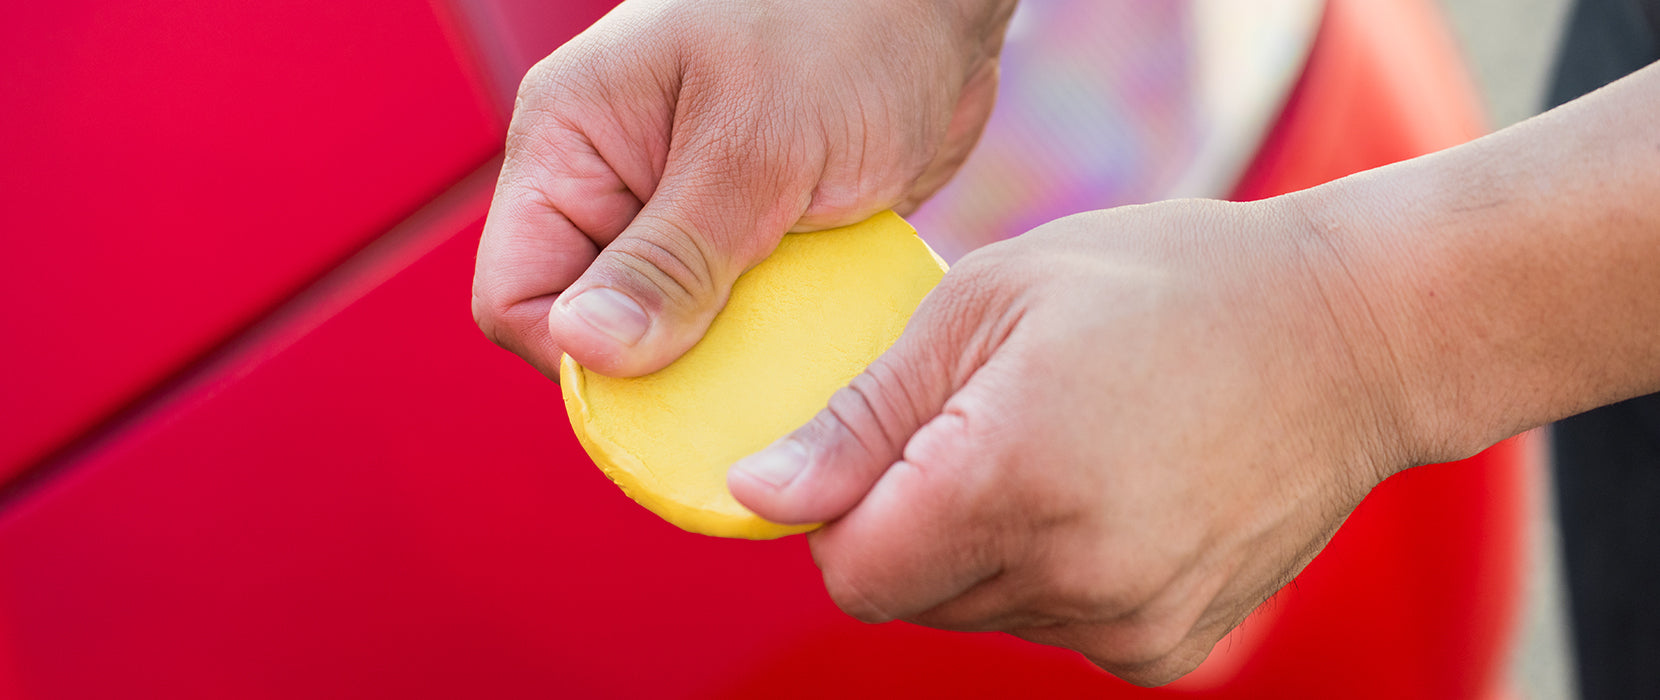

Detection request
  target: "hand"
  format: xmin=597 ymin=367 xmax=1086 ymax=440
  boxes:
xmin=728 ymin=197 xmax=1422 ymax=685
xmin=472 ymin=0 xmax=1016 ymax=379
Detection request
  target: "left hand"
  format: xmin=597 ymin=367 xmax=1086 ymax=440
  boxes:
xmin=470 ymin=0 xmax=1013 ymax=380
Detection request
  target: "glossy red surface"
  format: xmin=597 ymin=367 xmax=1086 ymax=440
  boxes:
xmin=0 ymin=0 xmax=501 ymax=478
xmin=448 ymin=0 xmax=619 ymax=110
xmin=0 ymin=0 xmax=1526 ymax=697
xmin=0 ymin=215 xmax=1528 ymax=699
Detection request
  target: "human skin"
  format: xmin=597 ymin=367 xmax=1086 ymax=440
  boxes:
xmin=473 ymin=0 xmax=1660 ymax=688
xmin=727 ymin=62 xmax=1660 ymax=684
xmin=471 ymin=0 xmax=1017 ymax=380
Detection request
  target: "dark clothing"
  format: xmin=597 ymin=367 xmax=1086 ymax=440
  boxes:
xmin=1547 ymin=2 xmax=1660 ymax=698
xmin=1547 ymin=0 xmax=1660 ymax=106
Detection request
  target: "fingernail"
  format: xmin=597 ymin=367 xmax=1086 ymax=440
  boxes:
xmin=733 ymin=440 xmax=809 ymax=488
xmin=564 ymin=288 xmax=649 ymax=347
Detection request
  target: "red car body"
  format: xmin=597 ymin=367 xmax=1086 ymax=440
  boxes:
xmin=0 ymin=1 xmax=1526 ymax=697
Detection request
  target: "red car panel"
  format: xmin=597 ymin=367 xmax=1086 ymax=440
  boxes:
xmin=0 ymin=0 xmax=1527 ymax=697
xmin=0 ymin=0 xmax=502 ymax=479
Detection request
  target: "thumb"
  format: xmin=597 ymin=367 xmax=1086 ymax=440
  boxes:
xmin=728 ymin=291 xmax=982 ymax=525
xmin=548 ymin=122 xmax=813 ymax=377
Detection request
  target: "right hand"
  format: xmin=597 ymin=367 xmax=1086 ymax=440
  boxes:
xmin=472 ymin=0 xmax=1016 ymax=379
xmin=727 ymin=197 xmax=1422 ymax=685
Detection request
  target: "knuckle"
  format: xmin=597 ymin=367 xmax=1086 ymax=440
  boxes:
xmin=1036 ymin=556 xmax=1163 ymax=622
xmin=1100 ymin=583 xmax=1156 ymax=619
xmin=823 ymin=361 xmax=918 ymax=459
xmin=508 ymin=56 xmax=601 ymax=158
xmin=1080 ymin=619 xmax=1191 ymax=679
xmin=1121 ymin=628 xmax=1187 ymax=670
xmin=1050 ymin=574 xmax=1138 ymax=621
xmin=601 ymin=225 xmax=715 ymax=306
xmin=1100 ymin=647 xmax=1207 ymax=688
xmin=900 ymin=409 xmax=971 ymax=469
xmin=802 ymin=180 xmax=863 ymax=218
xmin=514 ymin=58 xmax=554 ymax=111
xmin=470 ymin=288 xmax=508 ymax=348
xmin=516 ymin=43 xmax=598 ymax=112
xmin=820 ymin=565 xmax=894 ymax=624
xmin=512 ymin=58 xmax=573 ymax=128
xmin=801 ymin=179 xmax=897 ymax=225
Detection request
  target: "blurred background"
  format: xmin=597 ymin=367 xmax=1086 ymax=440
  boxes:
xmin=0 ymin=0 xmax=1605 ymax=698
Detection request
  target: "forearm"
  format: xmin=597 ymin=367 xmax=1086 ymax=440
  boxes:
xmin=1295 ymin=60 xmax=1660 ymax=466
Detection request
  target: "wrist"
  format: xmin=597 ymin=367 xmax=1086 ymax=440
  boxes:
xmin=1275 ymin=179 xmax=1456 ymax=480
xmin=1281 ymin=149 xmax=1566 ymax=474
xmin=1294 ymin=66 xmax=1660 ymax=477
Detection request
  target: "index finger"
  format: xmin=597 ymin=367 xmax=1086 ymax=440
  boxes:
xmin=472 ymin=124 xmax=644 ymax=379
xmin=807 ymin=409 xmax=1007 ymax=624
